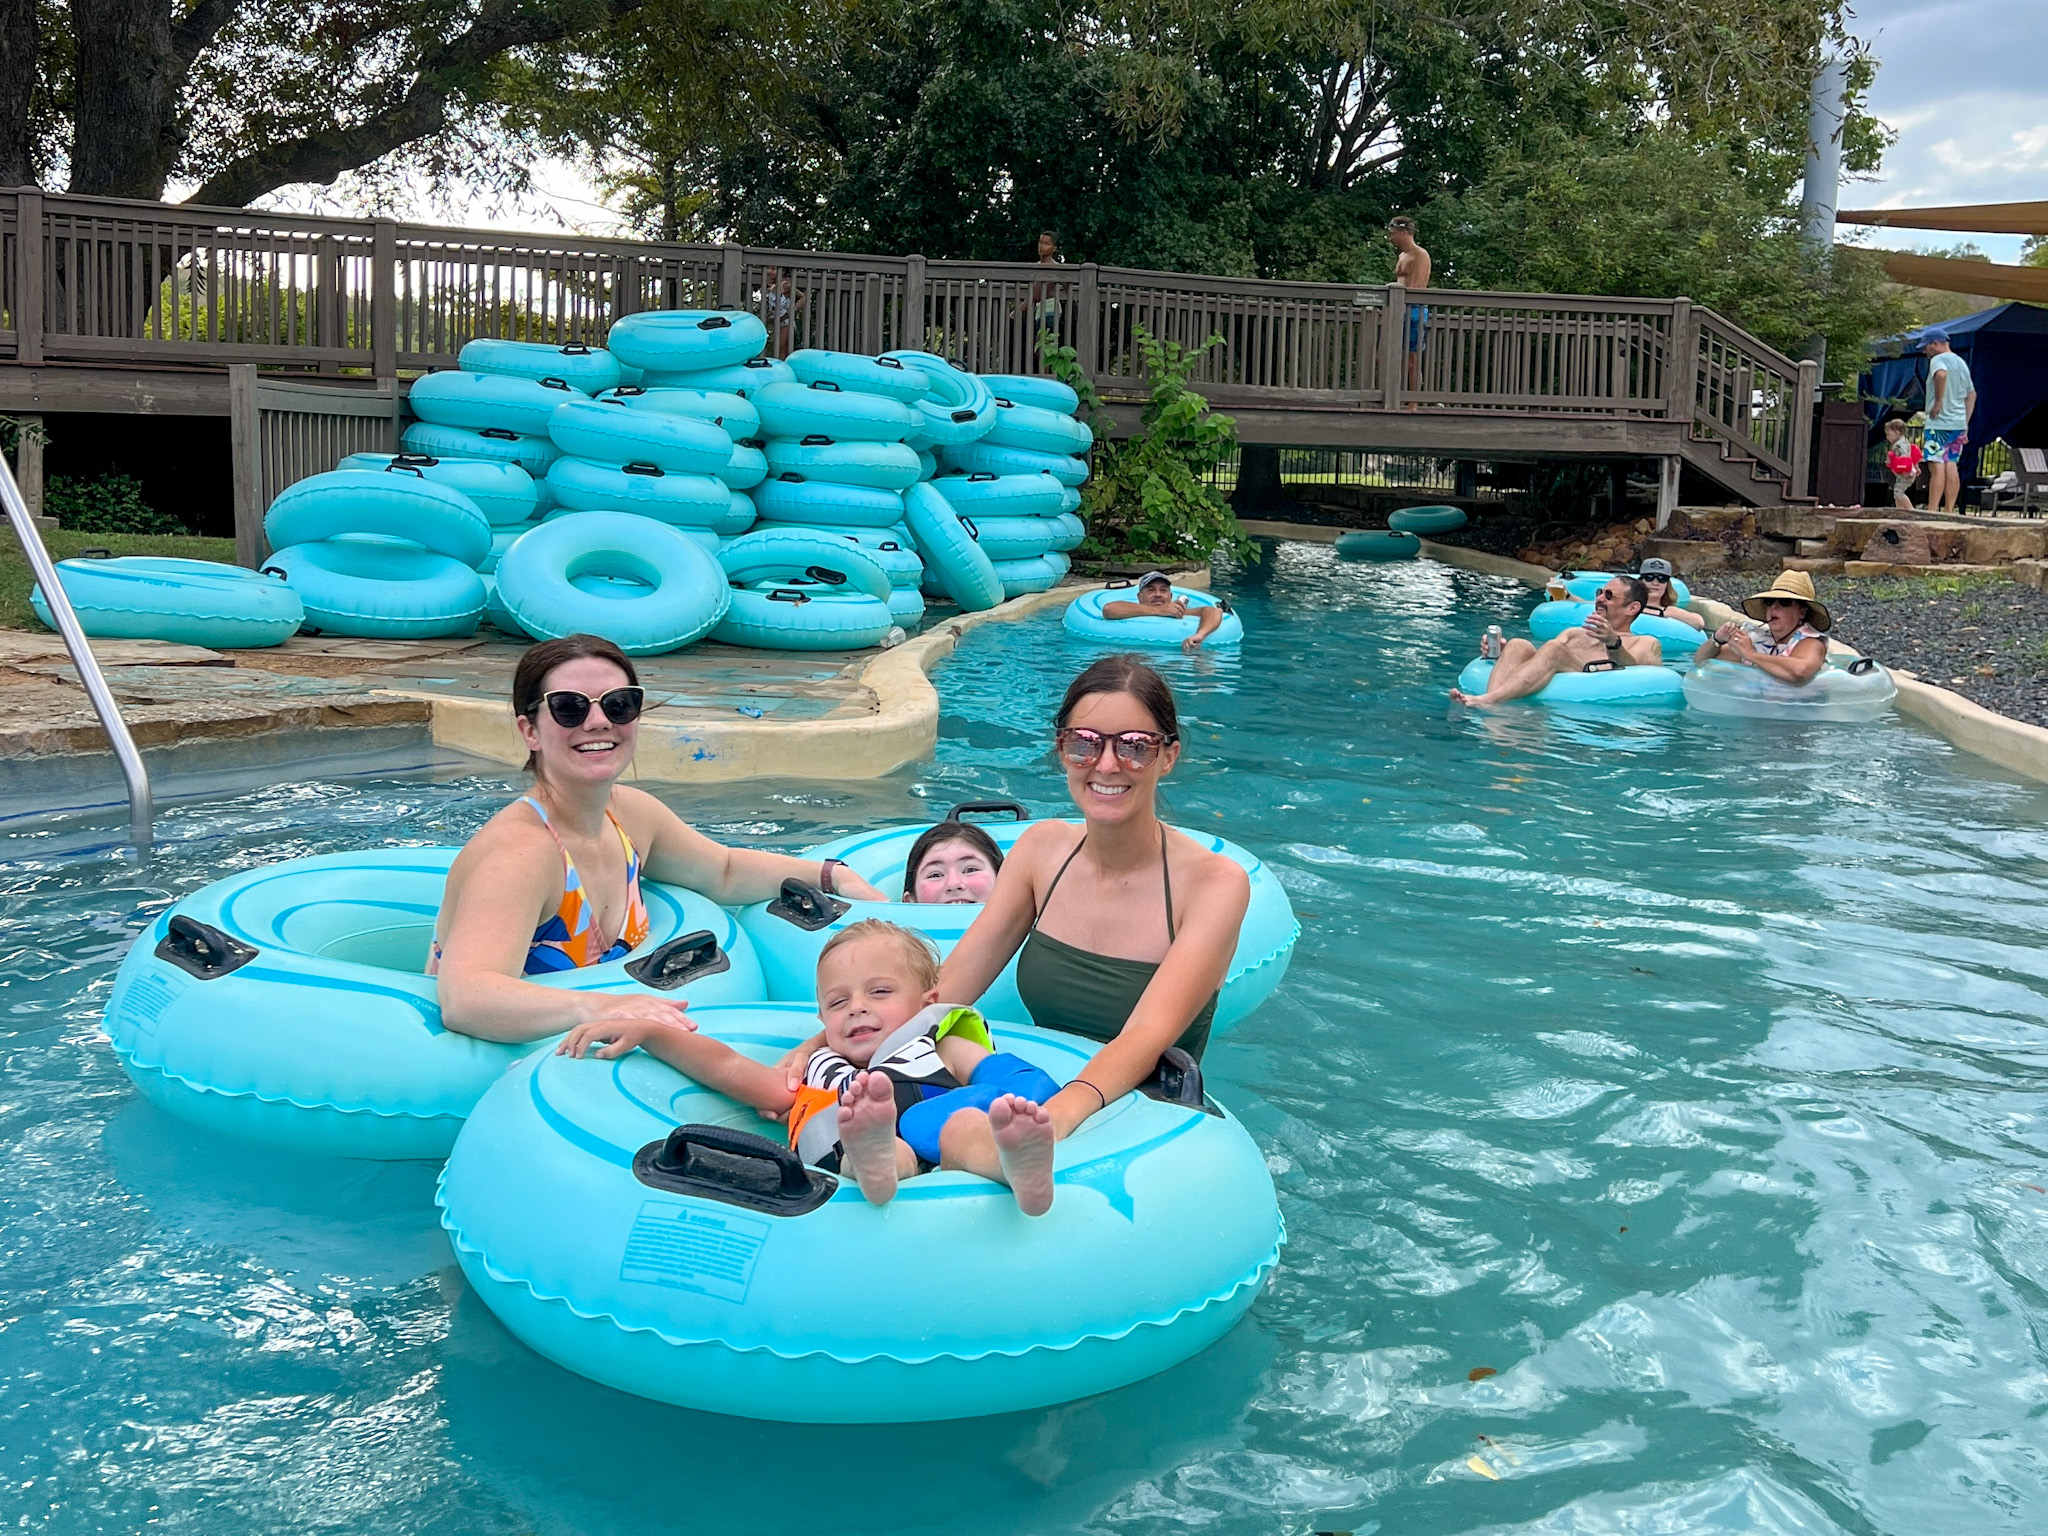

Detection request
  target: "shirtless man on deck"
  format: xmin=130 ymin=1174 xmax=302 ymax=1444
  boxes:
xmin=1388 ymin=217 xmax=1431 ymax=406
xmin=1451 ymin=575 xmax=1662 ymax=707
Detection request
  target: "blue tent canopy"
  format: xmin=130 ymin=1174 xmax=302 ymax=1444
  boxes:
xmin=1863 ymin=302 xmax=2048 ymax=480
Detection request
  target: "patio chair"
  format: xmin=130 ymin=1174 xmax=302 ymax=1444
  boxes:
xmin=2013 ymin=447 xmax=2048 ymax=518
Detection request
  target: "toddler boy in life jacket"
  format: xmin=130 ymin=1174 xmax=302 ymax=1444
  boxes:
xmin=555 ymin=918 xmax=1063 ymax=1212
xmin=1883 ymin=416 xmax=1923 ymax=510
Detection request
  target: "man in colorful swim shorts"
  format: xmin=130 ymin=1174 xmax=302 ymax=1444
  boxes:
xmin=1919 ymin=328 xmax=1975 ymax=515
xmin=556 ymin=918 xmax=1063 ymax=1213
xmin=1101 ymin=571 xmax=1225 ymax=652
xmin=1451 ymin=574 xmax=1661 ymax=707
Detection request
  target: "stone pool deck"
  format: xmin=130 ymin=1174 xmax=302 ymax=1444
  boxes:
xmin=0 ymin=578 xmax=1122 ymax=791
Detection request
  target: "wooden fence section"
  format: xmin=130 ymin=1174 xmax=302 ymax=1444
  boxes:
xmin=1 ymin=188 xmax=1814 ymax=498
xmin=228 ymin=368 xmax=403 ymax=567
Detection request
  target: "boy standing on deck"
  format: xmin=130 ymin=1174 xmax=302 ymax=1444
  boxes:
xmin=1388 ymin=218 xmax=1431 ymax=408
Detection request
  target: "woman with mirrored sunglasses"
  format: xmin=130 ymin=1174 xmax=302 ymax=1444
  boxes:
xmin=432 ymin=633 xmax=884 ymax=1044
xmin=931 ymin=655 xmax=1250 ymax=1157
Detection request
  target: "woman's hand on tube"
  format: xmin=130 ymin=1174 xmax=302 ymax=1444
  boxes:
xmin=572 ymin=990 xmax=695 ymax=1035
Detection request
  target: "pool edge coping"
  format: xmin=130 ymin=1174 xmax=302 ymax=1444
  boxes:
xmin=1244 ymin=521 xmax=2048 ymax=788
xmin=398 ymin=574 xmax=1209 ymax=784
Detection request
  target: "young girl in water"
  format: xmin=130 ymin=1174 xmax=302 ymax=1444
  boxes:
xmin=899 ymin=822 xmax=1004 ymax=904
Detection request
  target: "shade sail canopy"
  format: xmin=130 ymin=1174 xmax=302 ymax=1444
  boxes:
xmin=1838 ymin=201 xmax=2048 ymax=237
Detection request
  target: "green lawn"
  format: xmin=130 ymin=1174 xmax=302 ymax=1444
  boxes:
xmin=1 ymin=530 xmax=240 ymax=632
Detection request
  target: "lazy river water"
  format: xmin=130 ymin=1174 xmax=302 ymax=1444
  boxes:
xmin=4 ymin=540 xmax=2046 ymax=1534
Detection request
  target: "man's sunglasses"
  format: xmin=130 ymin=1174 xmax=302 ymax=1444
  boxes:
xmin=1054 ymin=727 xmax=1175 ymax=769
xmin=536 ymin=686 xmax=646 ymax=728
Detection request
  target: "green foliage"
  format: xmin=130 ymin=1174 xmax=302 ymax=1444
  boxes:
xmin=2023 ymin=235 xmax=2047 ymax=269
xmin=1043 ymin=324 xmax=1255 ymax=567
xmin=45 ymin=474 xmax=185 ymax=536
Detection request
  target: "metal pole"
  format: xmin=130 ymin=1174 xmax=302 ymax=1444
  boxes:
xmin=0 ymin=451 xmax=153 ymax=852
xmin=1797 ymin=54 xmax=1850 ymax=377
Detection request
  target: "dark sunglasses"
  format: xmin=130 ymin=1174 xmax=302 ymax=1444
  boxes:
xmin=536 ymin=686 xmax=645 ymax=728
xmin=1054 ymin=727 xmax=1175 ymax=769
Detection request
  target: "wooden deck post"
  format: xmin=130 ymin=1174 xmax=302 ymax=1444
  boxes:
xmin=1666 ymin=299 xmax=1693 ymax=420
xmin=1076 ymin=264 xmax=1100 ymax=381
xmin=1656 ymin=456 xmax=1681 ymax=529
xmin=719 ymin=245 xmax=743 ymax=309
xmin=371 ymin=220 xmax=398 ymax=383
xmin=16 ymin=188 xmax=43 ymax=366
xmin=903 ymin=254 xmax=925 ymax=353
xmin=14 ymin=413 xmax=44 ymax=519
xmin=1790 ymin=359 xmax=1819 ymax=498
xmin=228 ymin=364 xmax=265 ymax=568
xmin=1378 ymin=283 xmax=1407 ymax=410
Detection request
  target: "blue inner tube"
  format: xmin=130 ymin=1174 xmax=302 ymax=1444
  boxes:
xmin=102 ymin=847 xmax=764 ymax=1159
xmin=763 ymin=438 xmax=922 ymax=492
xmin=718 ymin=490 xmax=758 ymax=534
xmin=548 ymin=397 xmax=733 ymax=474
xmin=903 ymin=483 xmax=1004 ymax=611
xmin=985 ymin=399 xmax=1094 ymax=456
xmin=991 ymin=554 xmax=1063 ymax=597
xmin=436 ymin=1001 xmax=1281 ymax=1422
xmin=753 ymin=476 xmax=906 ymax=528
xmin=339 ymin=452 xmax=539 ymax=528
xmin=457 ymin=339 xmax=621 ymax=395
xmin=940 ymin=439 xmax=1089 ymax=486
xmin=605 ymin=310 xmax=768 ymax=374
xmin=545 ymin=457 xmax=733 ymax=526
xmin=597 ymin=386 xmax=762 ymax=444
xmin=787 ymin=349 xmax=930 ymax=404
xmin=717 ymin=444 xmax=768 ymax=492
xmin=966 ymin=515 xmax=1060 ymax=561
xmin=718 ymin=528 xmax=893 ymax=602
xmin=742 ymin=815 xmax=1297 ymax=1032
xmin=1683 ymin=657 xmax=1897 ymax=722
xmin=641 ymin=356 xmax=794 ymax=396
xmin=1529 ymin=600 xmax=1704 ymax=660
xmin=883 ymin=350 xmax=996 ymax=445
xmin=1387 ymin=505 xmax=1468 ymax=535
xmin=711 ymin=583 xmax=895 ymax=650
xmin=755 ymin=382 xmax=916 ymax=443
xmin=409 ymin=371 xmax=579 ymax=436
xmin=260 ymin=539 xmax=485 ymax=639
xmin=932 ymin=470 xmax=1066 ymax=518
xmin=1560 ymin=570 xmax=1693 ymax=606
xmin=888 ymin=585 xmax=927 ymax=624
xmin=401 ymin=421 xmax=561 ymax=479
xmin=1063 ymin=586 xmax=1243 ymax=648
xmin=32 ymin=557 xmax=304 ymax=649
xmin=1046 ymin=512 xmax=1086 ymax=552
xmin=1455 ymin=657 xmax=1685 ymax=706
xmin=753 ymin=525 xmax=922 ymax=588
xmin=1334 ymin=530 xmax=1419 ymax=561
xmin=265 ymin=468 xmax=493 ymax=567
xmin=496 ymin=512 xmax=731 ymax=654
xmin=982 ymin=374 xmax=1081 ymax=414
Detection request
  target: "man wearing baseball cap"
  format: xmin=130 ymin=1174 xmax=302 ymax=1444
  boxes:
xmin=1100 ymin=571 xmax=1225 ymax=652
xmin=1919 ymin=328 xmax=1975 ymax=515
xmin=1636 ymin=557 xmax=1704 ymax=631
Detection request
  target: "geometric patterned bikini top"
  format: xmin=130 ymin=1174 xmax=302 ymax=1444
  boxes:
xmin=518 ymin=794 xmax=650 ymax=974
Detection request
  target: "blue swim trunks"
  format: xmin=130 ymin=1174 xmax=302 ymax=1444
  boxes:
xmin=897 ymin=1052 xmax=1060 ymax=1167
xmin=1923 ymin=428 xmax=1965 ymax=463
xmin=1406 ymin=304 xmax=1430 ymax=353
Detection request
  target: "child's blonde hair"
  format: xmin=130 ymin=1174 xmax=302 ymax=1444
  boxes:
xmin=817 ymin=918 xmax=941 ymax=992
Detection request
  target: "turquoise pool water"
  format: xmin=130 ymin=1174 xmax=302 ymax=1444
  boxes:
xmin=6 ymin=541 xmax=2048 ymax=1533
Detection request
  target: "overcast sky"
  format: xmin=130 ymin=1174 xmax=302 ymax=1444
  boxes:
xmin=1844 ymin=0 xmax=2048 ymax=259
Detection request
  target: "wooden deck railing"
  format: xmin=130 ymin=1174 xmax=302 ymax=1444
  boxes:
xmin=0 ymin=187 xmax=1813 ymax=492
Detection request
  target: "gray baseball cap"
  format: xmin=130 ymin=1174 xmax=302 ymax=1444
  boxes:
xmin=1638 ymin=557 xmax=1674 ymax=578
xmin=1137 ymin=571 xmax=1172 ymax=591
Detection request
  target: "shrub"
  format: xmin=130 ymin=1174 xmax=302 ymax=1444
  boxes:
xmin=1042 ymin=324 xmax=1255 ymax=567
xmin=46 ymin=473 xmax=186 ymax=536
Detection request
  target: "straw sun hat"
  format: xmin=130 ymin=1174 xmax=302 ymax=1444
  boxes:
xmin=1741 ymin=568 xmax=1831 ymax=632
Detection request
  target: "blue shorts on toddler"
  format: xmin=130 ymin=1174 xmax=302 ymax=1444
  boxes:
xmin=898 ymin=1053 xmax=1061 ymax=1167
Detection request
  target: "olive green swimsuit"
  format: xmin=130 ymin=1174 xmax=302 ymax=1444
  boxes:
xmin=1014 ymin=827 xmax=1220 ymax=1062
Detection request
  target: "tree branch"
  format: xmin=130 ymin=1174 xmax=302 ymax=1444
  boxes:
xmin=184 ymin=0 xmax=643 ymax=207
xmin=170 ymin=0 xmax=246 ymax=74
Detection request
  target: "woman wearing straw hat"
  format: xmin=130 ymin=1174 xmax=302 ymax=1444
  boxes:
xmin=1694 ymin=569 xmax=1830 ymax=685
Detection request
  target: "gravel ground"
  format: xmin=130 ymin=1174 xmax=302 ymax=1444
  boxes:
xmin=1693 ymin=571 xmax=2048 ymax=727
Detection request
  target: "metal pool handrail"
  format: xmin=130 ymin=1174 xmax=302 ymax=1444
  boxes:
xmin=0 ymin=454 xmax=154 ymax=851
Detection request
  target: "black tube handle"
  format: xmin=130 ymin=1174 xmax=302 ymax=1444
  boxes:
xmin=994 ymin=397 xmax=1015 ymax=407
xmin=623 ymin=462 xmax=665 ymax=477
xmin=767 ymin=877 xmax=850 ymax=930
xmin=624 ymin=929 xmax=732 ymax=990
xmin=1846 ymin=657 xmax=1877 ymax=676
xmin=391 ymin=451 xmax=439 ymax=467
xmin=383 ymin=461 xmax=426 ymax=478
xmin=945 ymin=799 xmax=1029 ymax=822
xmin=610 ymin=385 xmax=647 ymax=396
xmin=1137 ymin=1046 xmax=1221 ymax=1116
xmin=804 ymin=564 xmax=848 ymax=586
xmin=697 ymin=315 xmax=733 ymax=331
xmin=951 ymin=408 xmax=978 ymax=422
xmin=809 ymin=380 xmax=843 ymax=393
xmin=766 ymin=588 xmax=812 ymax=604
xmin=874 ymin=356 xmax=906 ymax=371
xmin=481 ymin=427 xmax=520 ymax=440
xmin=560 ymin=343 xmax=594 ymax=355
xmin=960 ymin=514 xmax=981 ymax=540
xmin=967 ymin=472 xmax=998 ymax=481
xmin=633 ymin=1123 xmax=836 ymax=1214
xmin=540 ymin=376 xmax=572 ymax=391
xmin=777 ymin=471 xmax=806 ymax=482
xmin=800 ymin=434 xmax=834 ymax=446
xmin=741 ymin=357 xmax=772 ymax=368
xmin=79 ymin=546 xmax=113 ymax=559
xmin=155 ymin=914 xmax=258 ymax=979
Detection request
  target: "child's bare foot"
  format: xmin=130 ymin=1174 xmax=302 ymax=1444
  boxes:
xmin=989 ymin=1094 xmax=1056 ymax=1216
xmin=839 ymin=1071 xmax=901 ymax=1205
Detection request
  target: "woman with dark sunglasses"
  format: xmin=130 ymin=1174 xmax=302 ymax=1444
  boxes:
xmin=931 ymin=655 xmax=1250 ymax=1157
xmin=432 ymin=633 xmax=884 ymax=1043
